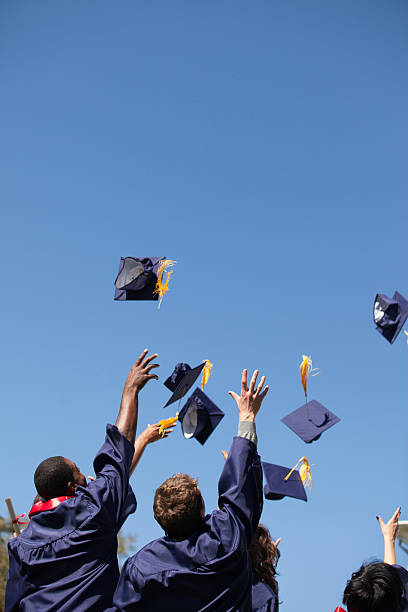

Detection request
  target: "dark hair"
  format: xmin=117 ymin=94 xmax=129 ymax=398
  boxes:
xmin=249 ymin=524 xmax=280 ymax=595
xmin=34 ymin=456 xmax=73 ymax=501
xmin=153 ymin=473 xmax=204 ymax=538
xmin=343 ymin=562 xmax=406 ymax=612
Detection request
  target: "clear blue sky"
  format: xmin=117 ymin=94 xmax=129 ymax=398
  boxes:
xmin=1 ymin=1 xmax=407 ymax=609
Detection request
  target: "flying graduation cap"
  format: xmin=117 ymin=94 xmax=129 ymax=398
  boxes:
xmin=163 ymin=362 xmax=206 ymax=408
xmin=262 ymin=461 xmax=308 ymax=502
xmin=164 ymin=360 xmax=223 ymax=444
xmin=179 ymin=388 xmax=224 ymax=445
xmin=114 ymin=257 xmax=175 ymax=306
xmin=373 ymin=291 xmax=408 ymax=344
xmin=281 ymin=400 xmax=340 ymax=443
xmin=281 ymin=355 xmax=340 ymax=443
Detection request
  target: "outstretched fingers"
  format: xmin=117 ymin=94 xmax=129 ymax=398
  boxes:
xmin=241 ymin=369 xmax=248 ymax=394
xmin=391 ymin=507 xmax=401 ymax=523
xmin=259 ymin=385 xmax=269 ymax=400
xmin=249 ymin=369 xmax=259 ymax=393
xmin=142 ymin=353 xmax=159 ymax=368
xmin=254 ymin=375 xmax=266 ymax=397
xmin=228 ymin=390 xmax=239 ymax=403
xmin=135 ymin=348 xmax=149 ymax=366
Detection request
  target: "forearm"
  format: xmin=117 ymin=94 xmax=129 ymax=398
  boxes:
xmin=129 ymin=432 xmax=149 ymax=476
xmin=115 ymin=388 xmax=139 ymax=445
xmin=384 ymin=537 xmax=397 ymax=565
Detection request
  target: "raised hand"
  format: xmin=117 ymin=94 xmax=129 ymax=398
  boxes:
xmin=144 ymin=423 xmax=175 ymax=444
xmin=228 ymin=369 xmax=269 ymax=422
xmin=377 ymin=507 xmax=401 ymax=543
xmin=124 ymin=349 xmax=160 ymax=394
xmin=377 ymin=506 xmax=401 ymax=565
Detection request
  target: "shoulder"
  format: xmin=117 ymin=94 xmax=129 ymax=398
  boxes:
xmin=252 ymin=579 xmax=277 ymax=607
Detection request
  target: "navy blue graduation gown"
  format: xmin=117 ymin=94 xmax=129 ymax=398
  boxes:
xmin=112 ymin=435 xmax=263 ymax=611
xmin=252 ymin=580 xmax=278 ymax=612
xmin=6 ymin=425 xmax=136 ymax=612
xmin=395 ymin=565 xmax=408 ymax=611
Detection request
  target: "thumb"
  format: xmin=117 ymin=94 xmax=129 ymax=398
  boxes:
xmin=274 ymin=537 xmax=281 ymax=548
xmin=228 ymin=391 xmax=239 ymax=402
xmin=377 ymin=515 xmax=385 ymax=529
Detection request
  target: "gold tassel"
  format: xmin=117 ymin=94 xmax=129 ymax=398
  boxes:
xmin=299 ymin=355 xmax=319 ymax=419
xmin=404 ymin=331 xmax=408 ymax=343
xmin=202 ymin=360 xmax=213 ymax=390
xmin=284 ymin=456 xmax=313 ymax=490
xmin=158 ymin=412 xmax=179 ymax=438
xmin=154 ymin=259 xmax=176 ymax=308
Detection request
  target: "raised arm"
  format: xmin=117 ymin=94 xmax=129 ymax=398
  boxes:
xmin=377 ymin=507 xmax=400 ymax=565
xmin=115 ymin=349 xmax=159 ymax=444
xmin=217 ymin=369 xmax=269 ymax=544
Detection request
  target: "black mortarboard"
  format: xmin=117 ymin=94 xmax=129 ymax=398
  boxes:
xmin=281 ymin=400 xmax=340 ymax=443
xmin=179 ymin=388 xmax=224 ymax=445
xmin=114 ymin=257 xmax=164 ymax=301
xmin=373 ymin=291 xmax=408 ymax=344
xmin=262 ymin=461 xmax=307 ymax=502
xmin=163 ymin=363 xmax=205 ymax=408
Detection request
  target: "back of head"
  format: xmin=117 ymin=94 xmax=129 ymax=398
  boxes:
xmin=153 ymin=473 xmax=204 ymax=538
xmin=343 ymin=562 xmax=405 ymax=612
xmin=249 ymin=524 xmax=280 ymax=595
xmin=34 ymin=456 xmax=73 ymax=501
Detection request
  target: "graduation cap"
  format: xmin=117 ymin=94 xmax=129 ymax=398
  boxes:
xmin=281 ymin=399 xmax=340 ymax=443
xmin=163 ymin=363 xmax=206 ymax=408
xmin=179 ymin=388 xmax=224 ymax=445
xmin=262 ymin=461 xmax=307 ymax=502
xmin=373 ymin=291 xmax=408 ymax=344
xmin=114 ymin=257 xmax=175 ymax=304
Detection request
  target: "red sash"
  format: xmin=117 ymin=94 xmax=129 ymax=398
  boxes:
xmin=29 ymin=495 xmax=75 ymax=519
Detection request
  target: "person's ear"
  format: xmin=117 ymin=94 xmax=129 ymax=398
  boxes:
xmin=67 ymin=481 xmax=77 ymax=494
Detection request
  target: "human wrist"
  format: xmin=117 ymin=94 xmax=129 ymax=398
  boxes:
xmin=239 ymin=413 xmax=255 ymax=423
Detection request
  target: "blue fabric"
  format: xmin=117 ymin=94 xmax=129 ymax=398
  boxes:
xmin=394 ymin=565 xmax=408 ymax=612
xmin=5 ymin=425 xmax=136 ymax=612
xmin=251 ymin=580 xmax=278 ymax=612
xmin=112 ymin=436 xmax=263 ymax=611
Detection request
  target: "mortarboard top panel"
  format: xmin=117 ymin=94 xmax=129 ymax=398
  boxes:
xmin=114 ymin=257 xmax=164 ymax=301
xmin=373 ymin=291 xmax=408 ymax=344
xmin=163 ymin=363 xmax=206 ymax=408
xmin=262 ymin=461 xmax=307 ymax=502
xmin=164 ymin=363 xmax=192 ymax=392
xmin=179 ymin=388 xmax=224 ymax=445
xmin=281 ymin=399 xmax=340 ymax=443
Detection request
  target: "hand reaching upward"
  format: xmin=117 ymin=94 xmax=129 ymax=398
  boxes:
xmin=228 ymin=369 xmax=269 ymax=422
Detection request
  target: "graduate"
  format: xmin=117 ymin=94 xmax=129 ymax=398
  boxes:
xmin=249 ymin=525 xmax=281 ymax=612
xmin=112 ymin=368 xmax=269 ymax=611
xmin=5 ymin=349 xmax=162 ymax=612
xmin=339 ymin=507 xmax=408 ymax=612
xmin=220 ymin=454 xmax=281 ymax=612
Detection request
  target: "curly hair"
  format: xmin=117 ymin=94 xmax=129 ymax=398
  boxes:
xmin=343 ymin=562 xmax=406 ymax=612
xmin=249 ymin=524 xmax=280 ymax=596
xmin=153 ymin=473 xmax=204 ymax=538
xmin=34 ymin=456 xmax=73 ymax=501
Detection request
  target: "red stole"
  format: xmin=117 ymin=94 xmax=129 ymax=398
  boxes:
xmin=29 ymin=495 xmax=75 ymax=518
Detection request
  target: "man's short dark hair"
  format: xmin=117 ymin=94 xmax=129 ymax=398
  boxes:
xmin=343 ymin=562 xmax=406 ymax=612
xmin=153 ymin=473 xmax=204 ymax=538
xmin=34 ymin=456 xmax=73 ymax=501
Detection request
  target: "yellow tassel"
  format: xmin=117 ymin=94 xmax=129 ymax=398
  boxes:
xmin=158 ymin=412 xmax=179 ymax=438
xmin=284 ymin=456 xmax=313 ymax=490
xmin=299 ymin=355 xmax=319 ymax=418
xmin=154 ymin=259 xmax=176 ymax=308
xmin=202 ymin=360 xmax=213 ymax=390
xmin=404 ymin=331 xmax=408 ymax=344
